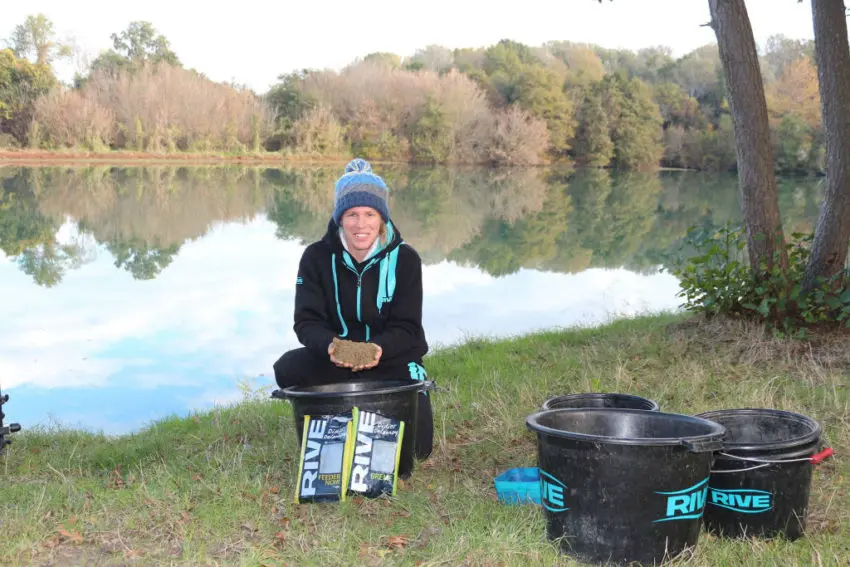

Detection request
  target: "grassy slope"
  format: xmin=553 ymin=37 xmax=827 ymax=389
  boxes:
xmin=2 ymin=313 xmax=847 ymax=566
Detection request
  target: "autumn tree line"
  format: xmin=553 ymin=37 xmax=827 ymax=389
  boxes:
xmin=1 ymin=14 xmax=822 ymax=172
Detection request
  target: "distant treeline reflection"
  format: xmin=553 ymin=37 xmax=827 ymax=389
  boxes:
xmin=0 ymin=165 xmax=824 ymax=286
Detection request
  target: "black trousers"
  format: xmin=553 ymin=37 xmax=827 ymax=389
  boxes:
xmin=273 ymin=347 xmax=433 ymax=459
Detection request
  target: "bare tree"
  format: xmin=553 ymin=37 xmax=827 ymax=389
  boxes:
xmin=488 ymin=106 xmax=550 ymax=165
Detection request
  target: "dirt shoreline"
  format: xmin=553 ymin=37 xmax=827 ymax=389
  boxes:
xmin=0 ymin=150 xmax=351 ymax=166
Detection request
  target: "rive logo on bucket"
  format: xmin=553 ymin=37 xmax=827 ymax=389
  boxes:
xmin=708 ymin=488 xmax=773 ymax=514
xmin=654 ymin=477 xmax=709 ymax=523
xmin=540 ymin=470 xmax=569 ymax=513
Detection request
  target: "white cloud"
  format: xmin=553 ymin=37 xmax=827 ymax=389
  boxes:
xmin=421 ymin=265 xmax=681 ymax=349
xmin=185 ymin=387 xmax=245 ymax=412
xmin=2 ymin=215 xmax=686 ymax=435
xmin=0 ymin=218 xmax=302 ymax=389
xmin=2 ymin=216 xmax=683 ymax=392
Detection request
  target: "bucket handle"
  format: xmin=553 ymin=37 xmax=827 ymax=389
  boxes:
xmin=710 ymin=448 xmax=834 ymax=474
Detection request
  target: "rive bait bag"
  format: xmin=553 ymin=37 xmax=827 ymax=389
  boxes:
xmin=347 ymin=407 xmax=405 ymax=499
xmin=295 ymin=413 xmax=353 ymax=503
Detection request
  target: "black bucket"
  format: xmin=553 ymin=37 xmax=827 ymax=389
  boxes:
xmin=273 ymin=379 xmax=434 ymax=478
xmin=696 ymin=408 xmax=833 ymax=540
xmin=526 ymin=408 xmax=725 ymax=565
xmin=542 ymin=392 xmax=659 ymax=412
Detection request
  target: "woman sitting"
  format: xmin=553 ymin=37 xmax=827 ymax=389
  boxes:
xmin=273 ymin=158 xmax=433 ymax=459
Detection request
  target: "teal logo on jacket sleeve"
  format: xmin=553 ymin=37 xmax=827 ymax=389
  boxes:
xmin=540 ymin=470 xmax=569 ymax=513
xmin=296 ymin=276 xmax=303 ymax=285
xmin=407 ymin=362 xmax=427 ymax=381
xmin=654 ymin=477 xmax=709 ymax=522
xmin=709 ymin=488 xmax=772 ymax=514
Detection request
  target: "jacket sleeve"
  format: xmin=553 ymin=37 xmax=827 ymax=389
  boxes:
xmin=293 ymin=248 xmax=337 ymax=357
xmin=370 ymin=247 xmax=424 ymax=360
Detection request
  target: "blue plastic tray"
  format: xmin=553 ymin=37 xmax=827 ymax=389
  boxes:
xmin=494 ymin=467 xmax=541 ymax=505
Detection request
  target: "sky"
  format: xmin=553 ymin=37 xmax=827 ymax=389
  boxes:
xmin=3 ymin=0 xmax=817 ymax=94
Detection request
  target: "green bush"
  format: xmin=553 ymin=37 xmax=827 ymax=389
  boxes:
xmin=409 ymin=96 xmax=452 ymax=163
xmin=0 ymin=132 xmax=19 ymax=148
xmin=666 ymin=224 xmax=850 ymax=337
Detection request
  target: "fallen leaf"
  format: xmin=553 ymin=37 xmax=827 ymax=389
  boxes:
xmin=385 ymin=535 xmax=409 ymax=550
xmin=57 ymin=528 xmax=84 ymax=544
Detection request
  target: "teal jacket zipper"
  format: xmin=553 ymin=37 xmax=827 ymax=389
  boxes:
xmin=342 ymin=254 xmax=379 ymax=341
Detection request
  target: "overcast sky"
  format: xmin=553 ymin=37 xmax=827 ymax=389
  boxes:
xmin=3 ymin=0 xmax=816 ymax=94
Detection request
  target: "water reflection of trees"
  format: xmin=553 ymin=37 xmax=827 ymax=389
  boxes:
xmin=265 ymin=165 xmax=554 ymax=263
xmin=1 ymin=166 xmax=274 ymax=285
xmin=0 ymin=164 xmax=824 ymax=287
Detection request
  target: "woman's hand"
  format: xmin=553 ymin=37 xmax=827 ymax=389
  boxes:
xmin=352 ymin=344 xmax=382 ymax=372
xmin=328 ymin=342 xmax=353 ymax=369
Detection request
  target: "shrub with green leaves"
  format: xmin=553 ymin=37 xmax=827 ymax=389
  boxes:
xmin=666 ymin=224 xmax=850 ymax=337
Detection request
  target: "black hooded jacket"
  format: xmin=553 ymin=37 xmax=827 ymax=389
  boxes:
xmin=293 ymin=219 xmax=428 ymax=365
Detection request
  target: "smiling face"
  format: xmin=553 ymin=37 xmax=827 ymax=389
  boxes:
xmin=340 ymin=206 xmax=382 ymax=260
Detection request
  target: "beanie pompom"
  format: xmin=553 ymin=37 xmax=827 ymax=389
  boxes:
xmin=344 ymin=158 xmax=372 ymax=175
xmin=333 ymin=158 xmax=389 ymax=225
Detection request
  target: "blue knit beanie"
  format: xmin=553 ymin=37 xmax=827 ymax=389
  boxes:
xmin=333 ymin=158 xmax=390 ymax=226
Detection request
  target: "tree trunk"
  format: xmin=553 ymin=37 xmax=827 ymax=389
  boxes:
xmin=708 ymin=0 xmax=788 ymax=272
xmin=802 ymin=0 xmax=850 ymax=290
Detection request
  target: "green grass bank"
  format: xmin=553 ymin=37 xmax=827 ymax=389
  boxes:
xmin=2 ymin=314 xmax=847 ymax=566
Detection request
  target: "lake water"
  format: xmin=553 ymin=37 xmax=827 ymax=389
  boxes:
xmin=0 ymin=165 xmax=824 ymax=435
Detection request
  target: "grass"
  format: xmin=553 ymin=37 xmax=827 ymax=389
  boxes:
xmin=1 ymin=313 xmax=848 ymax=566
